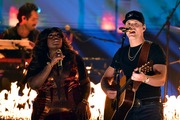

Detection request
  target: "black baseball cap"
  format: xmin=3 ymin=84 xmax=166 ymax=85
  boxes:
xmin=123 ymin=10 xmax=145 ymax=24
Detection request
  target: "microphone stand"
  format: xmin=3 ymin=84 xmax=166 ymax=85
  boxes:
xmin=155 ymin=0 xmax=180 ymax=102
xmin=114 ymin=33 xmax=126 ymax=120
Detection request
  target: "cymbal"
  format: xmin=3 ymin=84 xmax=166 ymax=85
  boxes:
xmin=170 ymin=59 xmax=180 ymax=64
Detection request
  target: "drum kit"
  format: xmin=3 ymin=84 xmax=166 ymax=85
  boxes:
xmin=0 ymin=39 xmax=33 ymax=91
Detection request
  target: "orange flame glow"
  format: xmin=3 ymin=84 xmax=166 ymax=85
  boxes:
xmin=163 ymin=95 xmax=180 ymax=120
xmin=89 ymin=82 xmax=106 ymax=120
xmin=0 ymin=82 xmax=37 ymax=120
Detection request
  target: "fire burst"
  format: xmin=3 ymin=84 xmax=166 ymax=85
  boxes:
xmin=89 ymin=82 xmax=106 ymax=120
xmin=0 ymin=82 xmax=37 ymax=120
xmin=1 ymin=81 xmax=179 ymax=120
xmin=163 ymin=95 xmax=180 ymax=120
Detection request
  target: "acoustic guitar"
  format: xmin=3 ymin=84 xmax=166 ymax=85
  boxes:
xmin=104 ymin=61 xmax=153 ymax=120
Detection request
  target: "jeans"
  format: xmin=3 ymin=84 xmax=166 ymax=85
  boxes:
xmin=125 ymin=102 xmax=163 ymax=120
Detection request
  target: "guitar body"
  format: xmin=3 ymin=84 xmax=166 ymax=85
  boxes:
xmin=103 ymin=61 xmax=153 ymax=120
xmin=111 ymin=85 xmax=135 ymax=120
xmin=104 ymin=75 xmax=135 ymax=120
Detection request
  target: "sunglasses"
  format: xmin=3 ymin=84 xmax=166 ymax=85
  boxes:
xmin=48 ymin=33 xmax=61 ymax=39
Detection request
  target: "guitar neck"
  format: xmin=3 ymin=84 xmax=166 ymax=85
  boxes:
xmin=119 ymin=78 xmax=132 ymax=95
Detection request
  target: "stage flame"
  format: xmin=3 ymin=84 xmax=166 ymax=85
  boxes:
xmin=163 ymin=95 xmax=180 ymax=120
xmin=89 ymin=83 xmax=180 ymax=120
xmin=89 ymin=82 xmax=106 ymax=120
xmin=3 ymin=81 xmax=180 ymax=120
xmin=0 ymin=82 xmax=37 ymax=120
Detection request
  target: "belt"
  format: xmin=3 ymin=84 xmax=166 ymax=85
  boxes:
xmin=133 ymin=98 xmax=161 ymax=107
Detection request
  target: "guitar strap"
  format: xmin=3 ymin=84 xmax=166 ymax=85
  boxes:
xmin=132 ymin=40 xmax=152 ymax=92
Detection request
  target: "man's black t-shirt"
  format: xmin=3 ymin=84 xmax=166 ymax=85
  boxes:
xmin=111 ymin=41 xmax=166 ymax=99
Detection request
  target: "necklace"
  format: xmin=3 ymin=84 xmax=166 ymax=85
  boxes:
xmin=128 ymin=43 xmax=144 ymax=61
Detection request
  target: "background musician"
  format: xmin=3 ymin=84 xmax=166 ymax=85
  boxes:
xmin=0 ymin=2 xmax=40 ymax=91
xmin=1 ymin=2 xmax=40 ymax=58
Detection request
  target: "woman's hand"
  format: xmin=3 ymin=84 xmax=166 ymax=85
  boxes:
xmin=50 ymin=49 xmax=65 ymax=67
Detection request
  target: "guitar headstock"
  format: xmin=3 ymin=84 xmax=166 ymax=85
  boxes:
xmin=139 ymin=60 xmax=153 ymax=74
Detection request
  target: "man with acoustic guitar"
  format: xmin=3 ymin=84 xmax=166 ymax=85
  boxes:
xmin=101 ymin=10 xmax=167 ymax=120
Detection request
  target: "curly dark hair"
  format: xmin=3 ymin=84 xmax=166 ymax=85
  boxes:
xmin=28 ymin=27 xmax=78 ymax=74
xmin=34 ymin=27 xmax=74 ymax=56
xmin=17 ymin=2 xmax=38 ymax=22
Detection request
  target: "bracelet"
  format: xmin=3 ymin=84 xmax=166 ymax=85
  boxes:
xmin=81 ymin=99 xmax=89 ymax=105
xmin=47 ymin=62 xmax=53 ymax=68
xmin=143 ymin=77 xmax=149 ymax=83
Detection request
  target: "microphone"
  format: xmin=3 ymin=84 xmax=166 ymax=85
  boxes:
xmin=119 ymin=27 xmax=131 ymax=32
xmin=56 ymin=49 xmax=63 ymax=69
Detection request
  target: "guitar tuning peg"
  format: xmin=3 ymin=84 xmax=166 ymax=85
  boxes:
xmin=150 ymin=67 xmax=153 ymax=71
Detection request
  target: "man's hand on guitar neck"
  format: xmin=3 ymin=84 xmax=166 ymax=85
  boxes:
xmin=131 ymin=68 xmax=149 ymax=83
xmin=131 ymin=60 xmax=153 ymax=83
